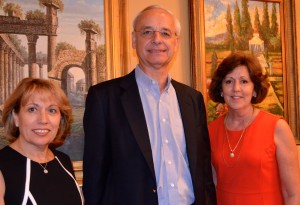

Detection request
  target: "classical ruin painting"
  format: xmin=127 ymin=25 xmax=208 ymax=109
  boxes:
xmin=204 ymin=0 xmax=284 ymax=122
xmin=0 ymin=0 xmax=105 ymax=166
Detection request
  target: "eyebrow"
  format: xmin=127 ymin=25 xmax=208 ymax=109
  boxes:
xmin=138 ymin=26 xmax=171 ymax=31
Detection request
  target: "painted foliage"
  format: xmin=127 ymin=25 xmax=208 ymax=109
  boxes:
xmin=204 ymin=0 xmax=283 ymax=122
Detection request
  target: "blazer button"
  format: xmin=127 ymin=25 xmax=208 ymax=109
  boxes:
xmin=152 ymin=189 xmax=156 ymax=193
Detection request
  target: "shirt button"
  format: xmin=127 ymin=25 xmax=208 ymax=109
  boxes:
xmin=165 ymin=139 xmax=169 ymax=143
xmin=170 ymin=183 xmax=175 ymax=188
xmin=162 ymin=118 xmax=166 ymax=123
xmin=168 ymin=160 xmax=172 ymax=165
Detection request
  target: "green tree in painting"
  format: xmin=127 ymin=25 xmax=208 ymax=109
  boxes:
xmin=26 ymin=9 xmax=46 ymax=20
xmin=240 ymin=0 xmax=253 ymax=50
xmin=225 ymin=4 xmax=235 ymax=51
xmin=96 ymin=44 xmax=106 ymax=81
xmin=270 ymin=3 xmax=281 ymax=51
xmin=253 ymin=6 xmax=261 ymax=34
xmin=78 ymin=19 xmax=103 ymax=39
xmin=97 ymin=44 xmax=106 ymax=56
xmin=270 ymin=3 xmax=279 ymax=38
xmin=38 ymin=0 xmax=64 ymax=12
xmin=210 ymin=51 xmax=218 ymax=78
xmin=3 ymin=3 xmax=23 ymax=18
xmin=233 ymin=0 xmax=242 ymax=50
xmin=55 ymin=42 xmax=77 ymax=57
xmin=261 ymin=2 xmax=271 ymax=51
xmin=8 ymin=34 xmax=27 ymax=60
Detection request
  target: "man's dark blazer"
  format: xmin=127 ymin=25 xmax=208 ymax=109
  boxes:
xmin=82 ymin=69 xmax=217 ymax=205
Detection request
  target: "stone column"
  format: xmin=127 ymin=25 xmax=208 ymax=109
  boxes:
xmin=26 ymin=34 xmax=39 ymax=77
xmin=16 ymin=58 xmax=20 ymax=86
xmin=96 ymin=49 xmax=106 ymax=83
xmin=8 ymin=50 xmax=13 ymax=95
xmin=4 ymin=48 xmax=8 ymax=99
xmin=19 ymin=62 xmax=25 ymax=81
xmin=84 ymin=28 xmax=97 ymax=90
xmin=0 ymin=42 xmax=5 ymax=104
xmin=31 ymin=63 xmax=39 ymax=78
xmin=44 ymin=2 xmax=59 ymax=72
xmin=48 ymin=35 xmax=56 ymax=72
xmin=12 ymin=53 xmax=17 ymax=90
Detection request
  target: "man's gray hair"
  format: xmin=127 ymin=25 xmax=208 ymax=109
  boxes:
xmin=132 ymin=5 xmax=181 ymax=36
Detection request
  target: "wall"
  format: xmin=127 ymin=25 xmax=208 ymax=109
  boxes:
xmin=128 ymin=0 xmax=190 ymax=85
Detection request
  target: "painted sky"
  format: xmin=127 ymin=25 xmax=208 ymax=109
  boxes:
xmin=204 ymin=0 xmax=280 ymax=38
xmin=0 ymin=0 xmax=105 ymax=53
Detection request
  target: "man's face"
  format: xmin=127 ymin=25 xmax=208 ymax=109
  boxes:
xmin=132 ymin=8 xmax=179 ymax=71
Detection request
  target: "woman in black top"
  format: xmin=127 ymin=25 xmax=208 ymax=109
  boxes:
xmin=0 ymin=78 xmax=83 ymax=205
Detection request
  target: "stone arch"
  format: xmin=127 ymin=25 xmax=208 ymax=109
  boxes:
xmin=49 ymin=50 xmax=87 ymax=93
xmin=60 ymin=64 xmax=85 ymax=94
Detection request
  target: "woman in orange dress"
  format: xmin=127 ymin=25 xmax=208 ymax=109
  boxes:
xmin=208 ymin=52 xmax=300 ymax=205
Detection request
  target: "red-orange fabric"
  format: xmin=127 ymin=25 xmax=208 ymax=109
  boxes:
xmin=209 ymin=110 xmax=283 ymax=205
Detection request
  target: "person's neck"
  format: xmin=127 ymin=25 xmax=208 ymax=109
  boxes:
xmin=10 ymin=139 xmax=52 ymax=163
xmin=226 ymin=106 xmax=255 ymax=130
xmin=139 ymin=65 xmax=170 ymax=93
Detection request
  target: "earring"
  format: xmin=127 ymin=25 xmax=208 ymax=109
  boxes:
xmin=220 ymin=92 xmax=223 ymax=97
xmin=253 ymin=92 xmax=257 ymax=98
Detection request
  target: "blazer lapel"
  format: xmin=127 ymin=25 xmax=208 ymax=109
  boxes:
xmin=172 ymin=81 xmax=198 ymax=174
xmin=120 ymin=71 xmax=156 ymax=179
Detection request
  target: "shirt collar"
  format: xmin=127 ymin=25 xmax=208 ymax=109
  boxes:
xmin=135 ymin=65 xmax=172 ymax=92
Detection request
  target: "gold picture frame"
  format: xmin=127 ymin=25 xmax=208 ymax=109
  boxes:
xmin=72 ymin=0 xmax=129 ymax=186
xmin=0 ymin=0 xmax=130 ymax=185
xmin=188 ymin=0 xmax=299 ymax=142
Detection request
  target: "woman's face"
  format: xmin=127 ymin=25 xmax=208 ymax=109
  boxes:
xmin=13 ymin=93 xmax=61 ymax=149
xmin=222 ymin=65 xmax=255 ymax=111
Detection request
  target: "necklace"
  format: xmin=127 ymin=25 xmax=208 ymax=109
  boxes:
xmin=224 ymin=125 xmax=246 ymax=158
xmin=224 ymin=107 xmax=254 ymax=158
xmin=38 ymin=162 xmax=49 ymax=174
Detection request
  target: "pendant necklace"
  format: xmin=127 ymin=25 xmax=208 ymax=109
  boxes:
xmin=39 ymin=162 xmax=49 ymax=174
xmin=224 ymin=107 xmax=254 ymax=158
xmin=224 ymin=125 xmax=246 ymax=158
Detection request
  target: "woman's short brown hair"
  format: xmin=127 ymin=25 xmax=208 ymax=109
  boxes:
xmin=2 ymin=78 xmax=73 ymax=148
xmin=208 ymin=52 xmax=270 ymax=104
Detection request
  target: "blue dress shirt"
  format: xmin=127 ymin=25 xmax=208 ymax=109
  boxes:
xmin=135 ymin=66 xmax=195 ymax=205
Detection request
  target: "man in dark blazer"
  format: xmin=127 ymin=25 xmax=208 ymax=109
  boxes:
xmin=82 ymin=5 xmax=217 ymax=205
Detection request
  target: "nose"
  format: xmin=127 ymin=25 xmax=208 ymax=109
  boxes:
xmin=233 ymin=81 xmax=241 ymax=91
xmin=39 ymin=110 xmax=48 ymax=124
xmin=152 ymin=31 xmax=162 ymax=43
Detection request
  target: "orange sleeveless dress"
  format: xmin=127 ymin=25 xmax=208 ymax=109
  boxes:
xmin=208 ymin=110 xmax=283 ymax=205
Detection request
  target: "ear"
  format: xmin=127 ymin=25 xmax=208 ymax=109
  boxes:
xmin=253 ymin=91 xmax=257 ymax=98
xmin=12 ymin=111 xmax=19 ymax=127
xmin=132 ymin=32 xmax=137 ymax=49
xmin=174 ymin=36 xmax=180 ymax=51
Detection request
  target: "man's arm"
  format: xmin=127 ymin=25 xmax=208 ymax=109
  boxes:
xmin=83 ymin=86 xmax=110 ymax=205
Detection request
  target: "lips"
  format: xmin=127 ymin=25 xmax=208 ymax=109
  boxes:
xmin=231 ymin=95 xmax=243 ymax=99
xmin=33 ymin=129 xmax=50 ymax=135
xmin=148 ymin=49 xmax=166 ymax=53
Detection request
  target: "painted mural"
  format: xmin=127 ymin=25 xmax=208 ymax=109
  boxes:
xmin=0 ymin=0 xmax=105 ymax=165
xmin=204 ymin=0 xmax=284 ymax=122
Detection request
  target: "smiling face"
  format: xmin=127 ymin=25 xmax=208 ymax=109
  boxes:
xmin=132 ymin=8 xmax=179 ymax=72
xmin=222 ymin=65 xmax=255 ymax=112
xmin=13 ymin=93 xmax=61 ymax=149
